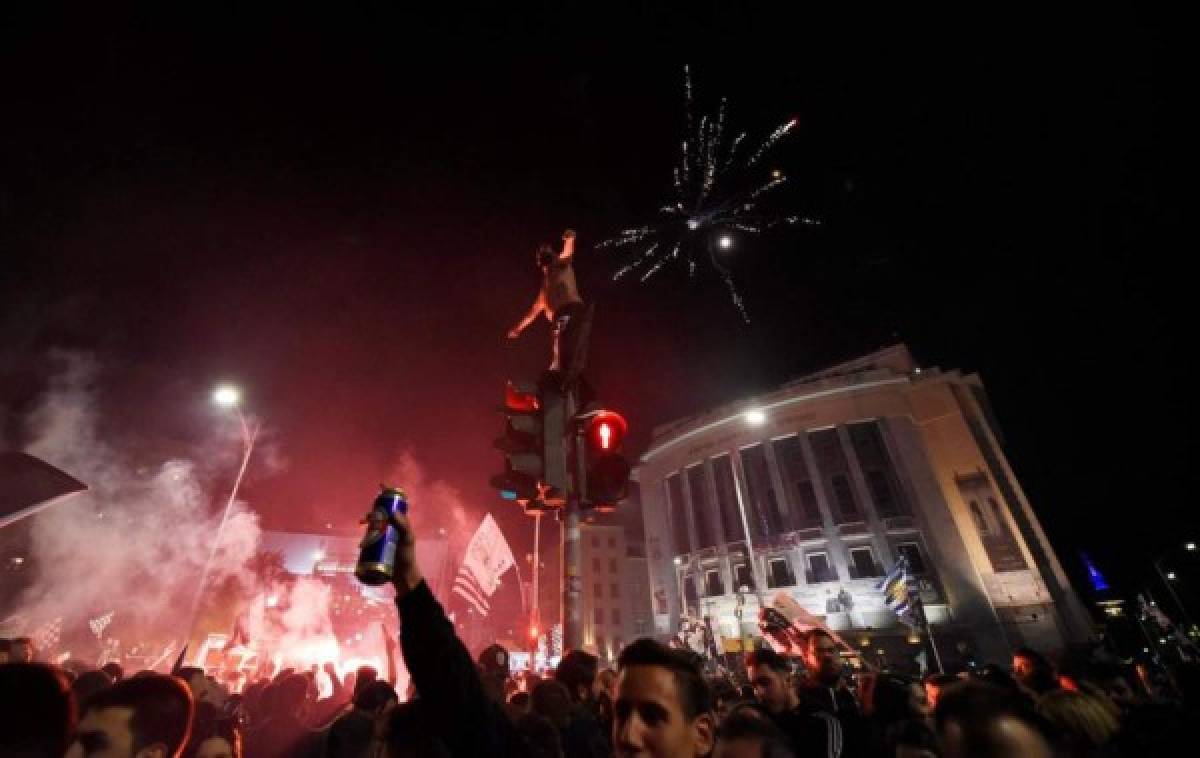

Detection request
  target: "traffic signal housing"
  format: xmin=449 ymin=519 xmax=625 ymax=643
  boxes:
xmin=580 ymin=410 xmax=631 ymax=512
xmin=490 ymin=380 xmax=543 ymax=503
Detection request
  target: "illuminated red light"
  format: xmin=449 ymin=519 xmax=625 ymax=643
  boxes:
xmin=598 ymin=423 xmax=612 ymax=450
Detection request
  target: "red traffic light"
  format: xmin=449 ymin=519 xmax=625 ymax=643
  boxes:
xmin=504 ymin=380 xmax=540 ymax=413
xmin=586 ymin=411 xmax=627 ymax=452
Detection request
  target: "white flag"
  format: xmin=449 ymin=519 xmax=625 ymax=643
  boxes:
xmin=452 ymin=513 xmax=516 ymax=618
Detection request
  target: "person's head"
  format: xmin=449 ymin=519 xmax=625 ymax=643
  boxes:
xmin=614 ymin=638 xmax=714 ymax=758
xmin=871 ymin=674 xmax=926 ymax=725
xmin=800 ymin=630 xmax=841 ymax=685
xmin=10 ymin=637 xmax=34 ymax=663
xmin=73 ymin=670 xmax=116 ymax=705
xmin=1035 ymin=690 xmax=1119 ymax=756
xmin=935 ymin=680 xmax=1054 ymax=758
xmin=66 ymin=673 xmax=194 ymax=758
xmin=0 ymin=662 xmax=76 ymax=757
xmin=712 ymin=709 xmax=795 ymax=758
xmin=556 ymin=649 xmax=599 ymax=704
xmin=597 ymin=668 xmax=618 ymax=700
xmin=1012 ymin=647 xmax=1057 ymax=696
xmin=744 ymin=649 xmax=794 ymax=715
xmin=922 ymin=673 xmax=959 ymax=711
xmin=531 ymin=679 xmax=573 ymax=731
xmin=272 ymin=674 xmax=310 ymax=719
xmin=536 ymin=243 xmax=557 ymax=268
xmin=102 ymin=663 xmax=125 ymax=683
xmin=353 ymin=680 xmax=398 ymax=715
xmin=352 ymin=665 xmax=378 ymax=697
xmin=182 ymin=713 xmax=240 ymax=758
xmin=509 ymin=690 xmax=532 ymax=714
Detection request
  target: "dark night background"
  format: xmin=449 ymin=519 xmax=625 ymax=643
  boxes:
xmin=1 ymin=7 xmax=1185 ymax=616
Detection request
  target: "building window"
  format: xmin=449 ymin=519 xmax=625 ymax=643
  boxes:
xmin=773 ymin=435 xmax=823 ymax=529
xmin=609 ymin=558 xmax=618 ymax=573
xmin=594 ymin=583 xmax=603 ymax=598
xmin=733 ymin=564 xmax=755 ymax=591
xmin=612 ymin=608 xmax=622 ymax=625
xmin=593 ymin=557 xmax=602 ymax=573
xmin=767 ymin=557 xmax=796 ymax=588
xmin=666 ymin=473 xmax=691 ymax=555
xmin=896 ymin=543 xmax=927 ymax=575
xmin=740 ymin=445 xmax=785 ymax=536
xmin=848 ymin=421 xmax=908 ymax=517
xmin=806 ymin=552 xmax=836 ymax=583
xmin=809 ymin=428 xmax=860 ymax=524
xmin=865 ymin=470 xmax=898 ymax=517
xmin=848 ymin=546 xmax=881 ymax=578
xmin=705 ymin=568 xmax=724 ymax=597
xmin=687 ymin=464 xmax=718 ymax=548
xmin=608 ymin=537 xmax=617 ymax=549
xmin=611 ymin=583 xmax=619 ymax=598
xmin=830 ymin=475 xmax=858 ymax=519
xmin=591 ymin=536 xmax=599 ymax=548
xmin=970 ymin=500 xmax=989 ymax=535
xmin=594 ymin=607 xmax=603 ymax=625
xmin=712 ymin=455 xmax=744 ymax=544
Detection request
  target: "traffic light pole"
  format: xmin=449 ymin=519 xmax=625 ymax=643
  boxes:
xmin=562 ymin=384 xmax=586 ymax=651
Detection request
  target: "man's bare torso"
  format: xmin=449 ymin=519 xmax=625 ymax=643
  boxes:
xmin=542 ymin=260 xmax=582 ymax=318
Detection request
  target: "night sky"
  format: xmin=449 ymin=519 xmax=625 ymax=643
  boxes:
xmin=1 ymin=8 xmax=1180 ymax=610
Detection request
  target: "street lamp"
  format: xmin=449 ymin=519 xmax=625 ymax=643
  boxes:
xmin=1151 ymin=541 xmax=1197 ymax=637
xmin=184 ymin=384 xmax=261 ymax=650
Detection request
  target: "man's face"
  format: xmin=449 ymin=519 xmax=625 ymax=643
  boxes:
xmin=65 ymin=706 xmax=137 ymax=758
xmin=747 ymin=664 xmax=789 ymax=714
xmin=614 ymin=664 xmax=713 ymax=758
xmin=804 ymin=635 xmax=841 ymax=683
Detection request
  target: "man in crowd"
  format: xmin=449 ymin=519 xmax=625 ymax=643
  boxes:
xmin=10 ymin=636 xmax=35 ymax=663
xmin=746 ymin=648 xmax=842 ymax=756
xmin=0 ymin=662 xmax=76 ymax=757
xmin=508 ymin=228 xmax=587 ymax=377
xmin=555 ymin=648 xmax=610 ymax=757
xmin=64 ymin=674 xmax=194 ymax=758
xmin=613 ymin=638 xmax=715 ymax=757
xmin=934 ymin=680 xmax=1054 ymax=758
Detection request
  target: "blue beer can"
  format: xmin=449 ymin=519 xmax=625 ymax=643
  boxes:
xmin=354 ymin=486 xmax=408 ymax=586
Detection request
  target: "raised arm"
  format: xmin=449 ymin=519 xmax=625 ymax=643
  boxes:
xmin=557 ymin=228 xmax=576 ymax=262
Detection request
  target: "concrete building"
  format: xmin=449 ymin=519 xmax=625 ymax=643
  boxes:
xmin=634 ymin=345 xmax=1093 ymax=667
xmin=580 ymin=523 xmax=641 ymax=664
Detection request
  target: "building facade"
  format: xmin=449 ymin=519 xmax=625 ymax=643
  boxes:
xmin=635 ymin=345 xmax=1092 ymax=667
xmin=580 ymin=523 xmax=642 ymax=664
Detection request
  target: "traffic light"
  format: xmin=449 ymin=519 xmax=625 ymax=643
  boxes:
xmin=579 ymin=410 xmax=631 ymax=511
xmin=490 ymin=380 xmax=543 ymax=503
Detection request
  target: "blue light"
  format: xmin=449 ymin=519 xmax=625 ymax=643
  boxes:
xmin=500 ymin=490 xmax=518 ymax=501
xmin=1081 ymin=552 xmax=1110 ymax=592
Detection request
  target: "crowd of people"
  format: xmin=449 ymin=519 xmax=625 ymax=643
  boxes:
xmin=3 ymin=511 xmax=1198 ymax=757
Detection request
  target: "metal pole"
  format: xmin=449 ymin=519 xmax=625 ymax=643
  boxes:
xmin=185 ymin=412 xmax=258 ymax=653
xmin=563 ymin=386 xmax=584 ymax=651
xmin=532 ymin=513 xmax=541 ymax=657
xmin=1154 ymin=558 xmax=1196 ymax=633
xmin=730 ymin=451 xmax=766 ymax=606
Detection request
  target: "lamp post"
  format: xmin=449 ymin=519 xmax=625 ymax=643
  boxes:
xmin=184 ymin=384 xmax=261 ymax=653
xmin=1153 ymin=540 xmax=1198 ymax=637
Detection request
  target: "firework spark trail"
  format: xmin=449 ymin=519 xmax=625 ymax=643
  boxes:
xmin=600 ymin=67 xmax=818 ymax=322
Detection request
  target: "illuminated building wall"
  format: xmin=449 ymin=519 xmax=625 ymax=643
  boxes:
xmin=580 ymin=523 xmax=637 ymax=665
xmin=634 ymin=345 xmax=1092 ymax=665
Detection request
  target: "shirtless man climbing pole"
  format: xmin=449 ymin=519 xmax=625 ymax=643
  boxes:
xmin=507 ymin=229 xmax=585 ymax=375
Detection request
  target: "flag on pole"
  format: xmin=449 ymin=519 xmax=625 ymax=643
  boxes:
xmin=88 ymin=611 xmax=115 ymax=640
xmin=877 ymin=556 xmax=918 ymax=627
xmin=452 ymin=513 xmax=516 ymax=619
xmin=32 ymin=616 xmax=63 ymax=653
xmin=758 ymin=593 xmax=854 ymax=658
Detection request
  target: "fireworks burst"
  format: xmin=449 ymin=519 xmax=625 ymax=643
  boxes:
xmin=598 ymin=65 xmax=818 ymax=322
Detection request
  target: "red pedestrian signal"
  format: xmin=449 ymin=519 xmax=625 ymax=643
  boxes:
xmin=580 ymin=410 xmax=631 ymax=510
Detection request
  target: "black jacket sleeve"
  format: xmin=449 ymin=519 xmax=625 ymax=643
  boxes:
xmin=396 ymin=580 xmax=525 ymax=757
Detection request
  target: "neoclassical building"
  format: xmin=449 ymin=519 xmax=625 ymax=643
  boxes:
xmin=634 ymin=345 xmax=1092 ymax=666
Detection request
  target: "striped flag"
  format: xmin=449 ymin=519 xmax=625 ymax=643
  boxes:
xmin=452 ymin=514 xmax=516 ymax=619
xmin=877 ymin=556 xmax=918 ymax=626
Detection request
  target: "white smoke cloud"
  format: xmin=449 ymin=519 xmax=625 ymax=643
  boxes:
xmin=14 ymin=351 xmax=263 ymax=659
